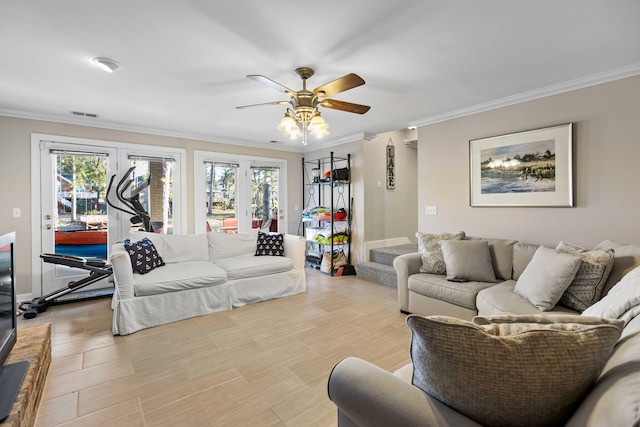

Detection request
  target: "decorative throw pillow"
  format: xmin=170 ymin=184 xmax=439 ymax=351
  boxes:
xmin=556 ymin=241 xmax=615 ymax=312
xmin=407 ymin=314 xmax=623 ymax=427
xmin=582 ymin=264 xmax=640 ymax=327
xmin=255 ymin=232 xmax=285 ymax=256
xmin=123 ymin=238 xmax=165 ymax=274
xmin=514 ymin=245 xmax=581 ymax=311
xmin=416 ymin=231 xmax=465 ymax=274
xmin=440 ymin=240 xmax=497 ymax=282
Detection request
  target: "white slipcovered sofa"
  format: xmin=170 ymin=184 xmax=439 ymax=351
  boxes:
xmin=109 ymin=230 xmax=306 ymax=335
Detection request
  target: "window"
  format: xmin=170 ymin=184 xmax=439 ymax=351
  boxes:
xmin=194 ymin=151 xmax=287 ymax=234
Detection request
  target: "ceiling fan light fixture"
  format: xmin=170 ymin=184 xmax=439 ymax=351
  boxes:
xmin=276 ymin=111 xmax=297 ymax=132
xmin=284 ymin=127 xmax=302 ymax=139
xmin=92 ymin=57 xmax=120 ymax=73
xmin=238 ymin=67 xmax=369 ymax=145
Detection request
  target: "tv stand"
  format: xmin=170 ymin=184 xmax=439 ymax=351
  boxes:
xmin=0 ymin=361 xmax=29 ymax=422
xmin=1 ymin=323 xmax=51 ymax=427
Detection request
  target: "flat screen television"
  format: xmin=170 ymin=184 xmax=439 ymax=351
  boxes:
xmin=0 ymin=232 xmax=29 ymax=421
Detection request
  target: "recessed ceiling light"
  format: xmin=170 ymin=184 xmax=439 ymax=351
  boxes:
xmin=92 ymin=57 xmax=120 ymax=73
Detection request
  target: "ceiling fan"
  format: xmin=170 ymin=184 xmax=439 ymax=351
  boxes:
xmin=236 ymin=67 xmax=370 ymax=144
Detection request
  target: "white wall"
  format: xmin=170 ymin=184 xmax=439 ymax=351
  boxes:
xmin=0 ymin=116 xmax=303 ymax=295
xmin=363 ymin=129 xmax=418 ymax=243
xmin=416 ymin=75 xmax=640 ymax=248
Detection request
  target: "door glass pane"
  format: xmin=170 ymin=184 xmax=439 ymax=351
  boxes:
xmin=129 ymin=158 xmax=174 ymax=234
xmin=54 ymin=153 xmax=108 ymax=260
xmin=205 ymin=162 xmax=238 ymax=233
xmin=251 ymin=166 xmax=279 ymax=232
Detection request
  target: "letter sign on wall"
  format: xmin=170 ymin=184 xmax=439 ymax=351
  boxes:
xmin=386 ymin=138 xmax=395 ymax=189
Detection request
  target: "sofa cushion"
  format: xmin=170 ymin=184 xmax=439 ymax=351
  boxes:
xmin=477 ymin=280 xmax=579 ymax=316
xmin=130 ymin=231 xmax=209 ymax=263
xmin=215 ymin=255 xmax=292 ymax=280
xmin=512 ymin=241 xmax=539 ymax=280
xmin=408 ymin=274 xmax=497 ymax=310
xmin=124 ymin=238 xmax=165 ymax=275
xmin=255 ymin=232 xmax=285 ymax=256
xmin=407 ymin=314 xmax=623 ymax=427
xmin=468 ymin=237 xmax=517 ymax=280
xmin=556 ymin=241 xmax=615 ymax=312
xmin=440 ymin=240 xmax=497 ymax=282
xmin=133 ymin=261 xmax=227 ymax=296
xmin=416 ymin=231 xmax=465 ymax=274
xmin=514 ymin=245 xmax=581 ymax=311
xmin=594 ymin=239 xmax=640 ymax=296
xmin=207 ymin=230 xmax=258 ymax=261
xmin=582 ymin=264 xmax=640 ymax=327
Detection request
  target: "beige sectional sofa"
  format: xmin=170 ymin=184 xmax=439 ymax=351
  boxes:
xmin=110 ymin=230 xmax=306 ymax=335
xmin=328 ymin=236 xmax=640 ymax=426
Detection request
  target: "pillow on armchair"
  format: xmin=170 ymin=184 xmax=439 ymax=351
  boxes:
xmin=407 ymin=314 xmax=623 ymax=427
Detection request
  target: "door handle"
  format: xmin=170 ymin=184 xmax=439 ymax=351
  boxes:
xmin=45 ymin=224 xmax=52 ymax=230
xmin=44 ymin=214 xmax=51 ymax=220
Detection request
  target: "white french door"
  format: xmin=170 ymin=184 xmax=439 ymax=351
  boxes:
xmin=31 ymin=134 xmax=186 ymax=299
xmin=39 ymin=141 xmax=117 ymax=296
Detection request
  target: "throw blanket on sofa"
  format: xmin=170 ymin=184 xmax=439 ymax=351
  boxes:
xmin=583 ymin=264 xmax=640 ymax=326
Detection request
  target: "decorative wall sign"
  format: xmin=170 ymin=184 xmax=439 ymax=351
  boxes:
xmin=469 ymin=123 xmax=573 ymax=207
xmin=386 ymin=138 xmax=395 ymax=189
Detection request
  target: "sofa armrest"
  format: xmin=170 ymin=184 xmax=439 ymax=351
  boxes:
xmin=393 ymin=252 xmax=423 ymax=312
xmin=284 ymin=234 xmax=306 ymax=269
xmin=328 ymin=357 xmax=480 ymax=427
xmin=109 ymin=244 xmax=135 ymax=300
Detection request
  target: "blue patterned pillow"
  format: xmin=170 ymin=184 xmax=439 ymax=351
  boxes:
xmin=255 ymin=232 xmax=284 ymax=256
xmin=124 ymin=238 xmax=165 ymax=274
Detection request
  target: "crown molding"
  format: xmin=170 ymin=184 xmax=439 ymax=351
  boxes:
xmin=409 ymin=63 xmax=640 ymax=128
xmin=0 ymin=108 xmax=307 ymax=153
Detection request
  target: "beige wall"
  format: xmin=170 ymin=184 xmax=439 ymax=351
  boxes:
xmin=0 ymin=116 xmax=303 ymax=295
xmin=363 ymin=129 xmax=418 ymax=243
xmin=417 ymin=75 xmax=640 ymax=248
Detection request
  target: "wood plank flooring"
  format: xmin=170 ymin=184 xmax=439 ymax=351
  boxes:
xmin=20 ymin=269 xmax=412 ymax=427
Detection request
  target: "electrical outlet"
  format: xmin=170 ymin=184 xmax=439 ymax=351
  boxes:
xmin=425 ymin=206 xmax=437 ymax=215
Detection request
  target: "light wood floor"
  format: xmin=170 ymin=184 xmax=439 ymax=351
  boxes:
xmin=20 ymin=269 xmax=412 ymax=427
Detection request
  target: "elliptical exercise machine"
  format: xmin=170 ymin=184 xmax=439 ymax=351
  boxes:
xmin=21 ymin=167 xmax=155 ymax=319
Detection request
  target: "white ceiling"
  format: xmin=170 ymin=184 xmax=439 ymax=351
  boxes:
xmin=1 ymin=1 xmax=639 ymax=152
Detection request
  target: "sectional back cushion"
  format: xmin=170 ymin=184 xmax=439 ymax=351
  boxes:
xmin=512 ymin=241 xmax=540 ymax=280
xmin=594 ymin=239 xmax=640 ymax=296
xmin=416 ymin=231 xmax=465 ymax=274
xmin=208 ymin=230 xmax=259 ymax=261
xmin=130 ymin=231 xmax=208 ymax=263
xmin=407 ymin=314 xmax=623 ymax=427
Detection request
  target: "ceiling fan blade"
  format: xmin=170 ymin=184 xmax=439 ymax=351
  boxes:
xmin=320 ymin=99 xmax=370 ymax=114
xmin=247 ymin=74 xmax=296 ymax=95
xmin=313 ymin=73 xmax=365 ymax=97
xmin=236 ymin=100 xmax=290 ymax=109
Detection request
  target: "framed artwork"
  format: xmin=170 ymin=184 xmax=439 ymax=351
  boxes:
xmin=469 ymin=123 xmax=573 ymax=207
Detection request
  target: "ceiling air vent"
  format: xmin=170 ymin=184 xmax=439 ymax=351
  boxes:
xmin=70 ymin=111 xmax=99 ymax=118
